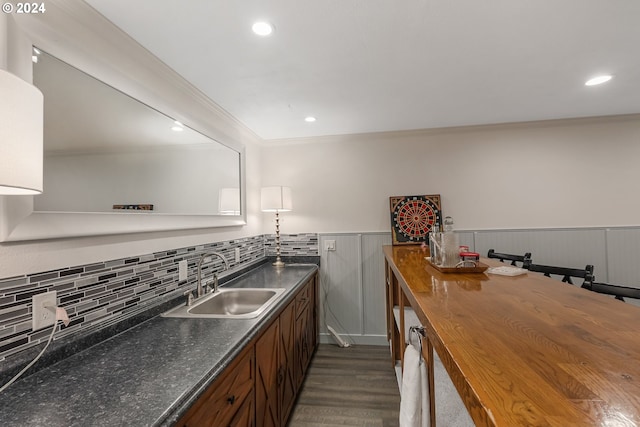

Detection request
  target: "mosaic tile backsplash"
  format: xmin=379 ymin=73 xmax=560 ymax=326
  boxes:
xmin=264 ymin=233 xmax=319 ymax=256
xmin=0 ymin=233 xmax=318 ymax=367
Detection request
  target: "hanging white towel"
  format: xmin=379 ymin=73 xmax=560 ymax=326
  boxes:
xmin=420 ymin=359 xmax=429 ymax=427
xmin=400 ymin=344 xmax=429 ymax=427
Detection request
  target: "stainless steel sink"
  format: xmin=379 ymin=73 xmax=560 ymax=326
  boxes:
xmin=162 ymin=288 xmax=286 ymax=319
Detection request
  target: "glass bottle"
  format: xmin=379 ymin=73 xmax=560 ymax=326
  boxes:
xmin=429 ymin=221 xmax=441 ymax=265
xmin=441 ymin=216 xmax=460 ymax=267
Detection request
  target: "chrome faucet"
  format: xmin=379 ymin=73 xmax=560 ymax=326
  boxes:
xmin=196 ymin=251 xmax=229 ymax=298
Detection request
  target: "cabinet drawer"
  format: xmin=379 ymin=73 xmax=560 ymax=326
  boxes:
xmin=295 ymin=282 xmax=311 ymax=318
xmin=227 ymin=392 xmax=255 ymax=427
xmin=180 ymin=347 xmax=255 ymax=427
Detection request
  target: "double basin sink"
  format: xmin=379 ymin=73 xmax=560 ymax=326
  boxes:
xmin=162 ymin=287 xmax=286 ymax=319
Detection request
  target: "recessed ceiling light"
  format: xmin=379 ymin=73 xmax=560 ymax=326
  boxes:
xmin=585 ymin=75 xmax=613 ymax=86
xmin=171 ymin=126 xmax=184 ymax=132
xmin=304 ymin=116 xmax=316 ymax=123
xmin=252 ymin=21 xmax=273 ymax=36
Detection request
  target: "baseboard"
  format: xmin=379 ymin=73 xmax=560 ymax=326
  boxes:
xmin=319 ymin=333 xmax=388 ymax=346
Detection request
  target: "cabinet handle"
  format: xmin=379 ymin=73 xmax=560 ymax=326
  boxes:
xmin=277 ymin=366 xmax=284 ymax=386
xmin=227 ymin=395 xmax=236 ymax=405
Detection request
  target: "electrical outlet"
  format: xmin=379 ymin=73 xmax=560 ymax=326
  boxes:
xmin=32 ymin=291 xmax=57 ymax=331
xmin=178 ymin=260 xmax=188 ymax=281
xmin=235 ymin=248 xmax=241 ymax=263
xmin=324 ymin=240 xmax=336 ymax=251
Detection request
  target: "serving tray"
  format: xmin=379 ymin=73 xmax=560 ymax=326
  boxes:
xmin=425 ymin=258 xmax=489 ymax=274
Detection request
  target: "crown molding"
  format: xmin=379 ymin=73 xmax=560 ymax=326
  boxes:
xmin=14 ymin=0 xmax=262 ymax=149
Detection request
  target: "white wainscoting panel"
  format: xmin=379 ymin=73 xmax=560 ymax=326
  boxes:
xmin=606 ymin=228 xmax=640 ymax=286
xmin=361 ymin=233 xmax=392 ymax=338
xmin=318 ymin=234 xmax=364 ymax=344
xmin=319 ymin=233 xmax=390 ymax=346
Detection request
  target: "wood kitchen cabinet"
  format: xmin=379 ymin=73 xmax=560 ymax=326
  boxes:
xmin=294 ymin=305 xmax=310 ymax=388
xmin=255 ymin=316 xmax=280 ymax=427
xmin=178 ymin=344 xmax=255 ymax=427
xmin=278 ymin=300 xmax=297 ymax=424
xmin=256 ymin=273 xmax=317 ymax=427
xmin=227 ymin=395 xmax=255 ymax=427
xmin=294 ymin=273 xmax=317 ymax=388
xmin=179 ymin=271 xmax=318 ymax=427
xmin=255 ymin=300 xmax=296 ymax=427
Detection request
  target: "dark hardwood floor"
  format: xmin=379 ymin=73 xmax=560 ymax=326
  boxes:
xmin=288 ymin=344 xmax=400 ymax=427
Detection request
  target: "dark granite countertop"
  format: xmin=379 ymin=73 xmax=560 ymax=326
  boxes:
xmin=0 ymin=263 xmax=318 ymax=426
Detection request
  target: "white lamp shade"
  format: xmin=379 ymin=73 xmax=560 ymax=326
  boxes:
xmin=218 ymin=187 xmax=240 ymax=215
xmin=261 ymin=186 xmax=292 ymax=212
xmin=0 ymin=69 xmax=44 ymax=195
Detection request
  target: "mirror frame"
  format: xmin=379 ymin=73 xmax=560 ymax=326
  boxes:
xmin=1 ymin=1 xmax=249 ymax=241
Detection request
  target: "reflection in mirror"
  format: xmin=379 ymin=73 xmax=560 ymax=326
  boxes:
xmin=32 ymin=49 xmax=241 ymax=215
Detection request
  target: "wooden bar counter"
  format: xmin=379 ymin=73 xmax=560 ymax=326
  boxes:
xmin=383 ymin=245 xmax=640 ymax=427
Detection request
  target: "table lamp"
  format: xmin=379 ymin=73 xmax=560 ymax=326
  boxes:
xmin=0 ymin=69 xmax=43 ymax=195
xmin=261 ymin=186 xmax=292 ymax=268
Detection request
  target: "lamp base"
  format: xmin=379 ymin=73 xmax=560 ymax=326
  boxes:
xmin=273 ymin=259 xmax=286 ymax=268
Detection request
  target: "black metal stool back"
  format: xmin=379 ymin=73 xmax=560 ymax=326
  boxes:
xmin=527 ymin=263 xmax=594 ymax=287
xmin=487 ymin=249 xmax=532 ymax=268
xmin=582 ymin=281 xmax=640 ymax=302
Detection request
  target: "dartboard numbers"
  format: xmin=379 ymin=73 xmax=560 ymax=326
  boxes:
xmin=389 ymin=195 xmax=442 ymax=245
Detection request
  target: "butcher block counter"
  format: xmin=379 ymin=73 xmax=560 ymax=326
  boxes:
xmin=383 ymin=244 xmax=640 ymax=427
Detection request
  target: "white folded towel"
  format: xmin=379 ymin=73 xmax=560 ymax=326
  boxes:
xmin=420 ymin=358 xmax=429 ymax=427
xmin=400 ymin=344 xmax=429 ymax=427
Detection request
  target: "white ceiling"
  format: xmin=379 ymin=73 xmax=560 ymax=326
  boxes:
xmin=84 ymin=0 xmax=640 ymax=141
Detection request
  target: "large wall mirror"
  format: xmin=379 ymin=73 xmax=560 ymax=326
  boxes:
xmin=0 ymin=4 xmax=248 ymax=241
xmin=33 ymin=50 xmax=241 ymax=216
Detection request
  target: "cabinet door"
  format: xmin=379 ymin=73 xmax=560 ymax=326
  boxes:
xmin=307 ymin=274 xmax=318 ymax=354
xmin=255 ymin=319 xmax=280 ymax=427
xmin=279 ymin=301 xmax=296 ymax=424
xmin=295 ymin=280 xmax=311 ymax=318
xmin=295 ymin=303 xmax=310 ymax=388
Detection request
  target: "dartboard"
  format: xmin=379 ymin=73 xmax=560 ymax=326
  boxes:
xmin=389 ymin=195 xmax=442 ymax=245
